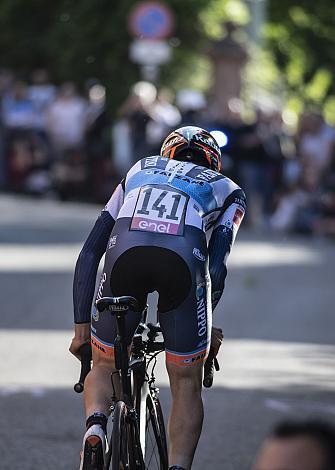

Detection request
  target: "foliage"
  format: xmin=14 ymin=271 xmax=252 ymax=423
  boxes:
xmin=0 ymin=0 xmax=217 ymax=112
xmin=266 ymin=0 xmax=335 ymax=112
xmin=0 ymin=0 xmax=249 ymax=113
xmin=199 ymin=0 xmax=249 ymax=38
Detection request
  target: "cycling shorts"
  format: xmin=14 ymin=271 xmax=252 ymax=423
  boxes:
xmin=90 ymin=218 xmax=212 ymax=366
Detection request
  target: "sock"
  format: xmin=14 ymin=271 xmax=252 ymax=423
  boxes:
xmin=85 ymin=412 xmax=108 ymax=434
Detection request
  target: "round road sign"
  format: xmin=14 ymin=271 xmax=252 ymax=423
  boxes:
xmin=128 ymin=1 xmax=175 ymax=40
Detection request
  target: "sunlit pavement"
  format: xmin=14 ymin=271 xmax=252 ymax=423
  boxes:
xmin=1 ymin=194 xmax=335 ymax=469
xmin=1 ymin=331 xmax=335 ymax=393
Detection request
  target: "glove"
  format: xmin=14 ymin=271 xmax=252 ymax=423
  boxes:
xmin=211 ymin=326 xmax=223 ymax=357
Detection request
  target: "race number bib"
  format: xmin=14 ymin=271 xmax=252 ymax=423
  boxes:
xmin=130 ymin=186 xmax=188 ymax=235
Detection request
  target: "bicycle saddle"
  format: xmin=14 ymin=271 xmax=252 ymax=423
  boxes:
xmin=96 ymin=296 xmax=140 ymax=313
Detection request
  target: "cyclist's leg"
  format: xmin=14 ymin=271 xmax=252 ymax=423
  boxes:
xmin=79 ymin=348 xmax=116 ymax=470
xmin=158 ymin=253 xmax=212 ymax=470
xmin=84 ymin=346 xmax=117 ymax=417
xmin=166 ymin=361 xmax=204 ymax=470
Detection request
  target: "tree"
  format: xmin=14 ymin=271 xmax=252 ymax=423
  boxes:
xmin=266 ymin=0 xmax=335 ymax=109
xmin=0 ymin=0 xmax=224 ymax=113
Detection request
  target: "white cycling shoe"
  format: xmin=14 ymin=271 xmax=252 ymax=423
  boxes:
xmin=79 ymin=424 xmax=109 ymax=470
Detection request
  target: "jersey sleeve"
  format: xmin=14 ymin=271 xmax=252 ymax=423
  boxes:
xmin=73 ymin=181 xmax=125 ymax=324
xmin=103 ymin=179 xmax=125 ymax=219
xmin=208 ymin=188 xmax=246 ymax=311
xmin=215 ymin=188 xmax=246 ymax=242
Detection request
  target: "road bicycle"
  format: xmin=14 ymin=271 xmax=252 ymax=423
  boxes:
xmin=74 ymin=296 xmax=219 ymax=469
xmin=75 ymin=295 xmax=168 ymax=469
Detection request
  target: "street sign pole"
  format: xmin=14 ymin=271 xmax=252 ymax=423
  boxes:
xmin=128 ymin=1 xmax=175 ymax=83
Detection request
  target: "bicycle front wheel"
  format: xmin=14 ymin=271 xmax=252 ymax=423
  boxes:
xmin=144 ymin=393 xmax=168 ymax=470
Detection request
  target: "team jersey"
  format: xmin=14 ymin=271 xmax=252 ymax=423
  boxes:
xmin=104 ymin=156 xmax=246 ymax=244
xmin=73 ymin=156 xmax=246 ymax=324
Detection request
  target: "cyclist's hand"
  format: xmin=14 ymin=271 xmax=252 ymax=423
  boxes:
xmin=211 ymin=326 xmax=223 ymax=357
xmin=69 ymin=323 xmax=91 ymax=360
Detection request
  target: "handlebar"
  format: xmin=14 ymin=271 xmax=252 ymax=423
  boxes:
xmin=74 ymin=343 xmax=92 ymax=393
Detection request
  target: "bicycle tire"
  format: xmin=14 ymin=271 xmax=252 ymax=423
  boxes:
xmin=144 ymin=393 xmax=168 ymax=470
xmin=111 ymin=401 xmax=130 ymax=470
xmin=111 ymin=401 xmax=145 ymax=470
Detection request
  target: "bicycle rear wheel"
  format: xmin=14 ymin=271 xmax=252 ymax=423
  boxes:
xmin=144 ymin=393 xmax=168 ymax=470
xmin=111 ymin=401 xmax=130 ymax=470
xmin=111 ymin=400 xmax=145 ymax=470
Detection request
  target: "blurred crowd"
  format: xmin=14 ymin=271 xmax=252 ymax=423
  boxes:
xmin=213 ymin=100 xmax=335 ymax=238
xmin=0 ymin=68 xmax=113 ymax=203
xmin=1 ymin=68 xmax=335 ymax=238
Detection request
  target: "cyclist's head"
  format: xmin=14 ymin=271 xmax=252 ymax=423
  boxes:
xmin=160 ymin=126 xmax=221 ymax=172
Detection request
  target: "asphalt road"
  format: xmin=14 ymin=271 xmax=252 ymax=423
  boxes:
xmin=1 ymin=194 xmax=335 ymax=470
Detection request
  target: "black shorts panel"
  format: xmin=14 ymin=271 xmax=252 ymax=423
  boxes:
xmin=91 ymin=220 xmax=212 ymax=365
xmin=110 ymin=246 xmax=192 ymax=312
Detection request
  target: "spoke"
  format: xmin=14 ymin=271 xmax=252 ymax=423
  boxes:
xmin=145 ymin=411 xmax=160 ymax=469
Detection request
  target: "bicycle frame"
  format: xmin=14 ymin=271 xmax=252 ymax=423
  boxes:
xmin=111 ymin=302 xmax=164 ymax=462
xmin=113 ymin=311 xmax=133 ymax=406
xmin=82 ymin=295 xmax=167 ymax=469
xmin=113 ymin=308 xmax=155 ymax=454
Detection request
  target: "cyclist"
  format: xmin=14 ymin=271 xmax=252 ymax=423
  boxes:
xmin=70 ymin=126 xmax=246 ymax=470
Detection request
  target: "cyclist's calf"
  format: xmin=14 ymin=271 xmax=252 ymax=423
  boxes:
xmin=167 ymin=362 xmax=203 ymax=396
xmin=166 ymin=362 xmax=204 ymax=469
xmin=84 ymin=348 xmax=120 ymax=417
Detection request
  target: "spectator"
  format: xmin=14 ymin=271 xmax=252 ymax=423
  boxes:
xmin=7 ymin=138 xmax=34 ymax=192
xmin=85 ymin=79 xmax=117 ymax=203
xmin=269 ymin=164 xmax=321 ymax=233
xmin=2 ymin=80 xmax=40 ymax=191
xmin=85 ymin=80 xmax=107 ymax=136
xmin=238 ymin=106 xmax=290 ymax=228
xmin=28 ymin=68 xmax=56 ymax=133
xmin=146 ymin=87 xmax=181 ymax=154
xmin=296 ymin=111 xmax=335 ymax=189
xmin=46 ymin=81 xmax=87 ymax=156
xmin=176 ymin=88 xmax=207 ymax=127
xmin=52 ymin=147 xmax=89 ymax=201
xmin=46 ymin=82 xmax=89 ymax=199
xmin=113 ymin=81 xmax=156 ymax=174
xmin=252 ymin=419 xmax=335 ymax=470
xmin=2 ymin=80 xmax=36 ymax=131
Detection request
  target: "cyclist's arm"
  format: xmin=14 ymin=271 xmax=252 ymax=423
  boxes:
xmin=208 ymin=188 xmax=246 ymax=311
xmin=73 ymin=181 xmax=124 ymax=324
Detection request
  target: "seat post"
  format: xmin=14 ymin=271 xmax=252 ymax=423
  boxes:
xmin=115 ymin=313 xmax=132 ymax=401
